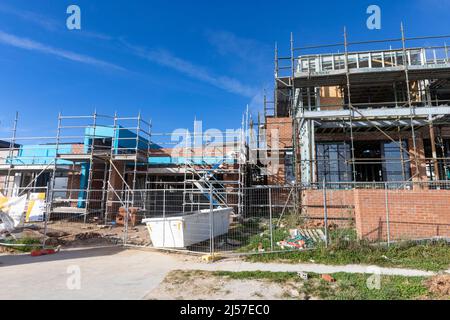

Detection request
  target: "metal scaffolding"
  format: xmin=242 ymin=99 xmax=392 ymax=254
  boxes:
xmin=0 ymin=110 xmax=251 ymax=223
xmin=272 ymin=25 xmax=450 ymax=188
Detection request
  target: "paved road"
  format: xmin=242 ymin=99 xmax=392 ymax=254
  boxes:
xmin=0 ymin=247 xmax=441 ymax=299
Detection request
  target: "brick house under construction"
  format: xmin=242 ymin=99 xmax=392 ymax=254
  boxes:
xmin=264 ymin=31 xmax=450 ymax=188
xmin=1 ymin=30 xmax=449 ymax=242
xmin=259 ymin=30 xmax=450 ymax=240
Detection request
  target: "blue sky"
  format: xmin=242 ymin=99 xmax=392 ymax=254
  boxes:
xmin=0 ymin=0 xmax=449 ymax=140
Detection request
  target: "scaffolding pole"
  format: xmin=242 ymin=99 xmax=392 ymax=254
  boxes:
xmin=401 ymin=23 xmax=421 ymax=182
xmin=343 ymin=27 xmax=357 ymax=182
xmin=3 ymin=111 xmax=18 ymax=194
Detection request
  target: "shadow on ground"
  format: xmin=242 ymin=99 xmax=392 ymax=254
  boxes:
xmin=0 ymin=246 xmax=125 ymax=268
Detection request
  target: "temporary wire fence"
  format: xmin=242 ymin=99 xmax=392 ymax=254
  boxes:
xmin=1 ymin=181 xmax=449 ymax=254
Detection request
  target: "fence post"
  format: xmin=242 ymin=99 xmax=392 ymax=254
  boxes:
xmin=209 ymin=184 xmax=214 ymax=256
xmin=268 ymin=187 xmax=274 ymax=251
xmin=123 ymin=189 xmax=129 ymax=246
xmin=42 ymin=183 xmax=52 ymax=249
xmin=384 ymin=182 xmax=391 ymax=246
xmin=323 ymin=179 xmax=329 ymax=248
xmin=163 ymin=189 xmax=166 ymax=248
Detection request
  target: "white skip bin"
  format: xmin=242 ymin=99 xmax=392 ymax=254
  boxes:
xmin=142 ymin=208 xmax=233 ymax=248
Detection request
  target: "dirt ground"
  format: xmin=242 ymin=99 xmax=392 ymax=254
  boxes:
xmin=45 ymin=221 xmax=151 ymax=247
xmin=1 ymin=221 xmax=151 ymax=251
xmin=425 ymin=275 xmax=450 ymax=299
xmin=145 ymin=270 xmax=318 ymax=300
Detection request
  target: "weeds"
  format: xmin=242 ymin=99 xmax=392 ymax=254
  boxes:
xmin=246 ymin=237 xmax=450 ymax=271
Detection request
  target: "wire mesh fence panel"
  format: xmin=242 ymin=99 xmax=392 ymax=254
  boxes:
xmin=36 ymin=180 xmax=449 ymax=252
xmin=354 ymin=181 xmax=450 ymax=245
xmin=44 ymin=188 xmax=123 ymax=247
xmin=221 ymin=187 xmax=273 ymax=253
xmin=109 ymin=180 xmax=450 ymax=252
xmin=125 ymin=188 xmax=221 ymax=252
xmin=2 ymin=180 xmax=449 ymax=254
xmin=319 ymin=184 xmax=356 ymax=245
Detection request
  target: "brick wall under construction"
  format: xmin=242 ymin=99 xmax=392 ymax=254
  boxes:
xmin=300 ymin=187 xmax=450 ymax=241
xmin=354 ymin=189 xmax=450 ymax=241
xmin=265 ymin=117 xmax=292 ymax=185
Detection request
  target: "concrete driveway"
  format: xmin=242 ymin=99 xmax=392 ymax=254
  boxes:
xmin=0 ymin=247 xmax=185 ymax=300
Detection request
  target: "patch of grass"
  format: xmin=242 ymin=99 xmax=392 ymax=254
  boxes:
xmin=1 ymin=237 xmax=41 ymax=252
xmin=228 ymin=217 xmax=265 ymax=247
xmin=329 ymin=228 xmax=358 ymax=243
xmin=213 ymin=270 xmax=299 ymax=283
xmin=281 ymin=211 xmax=307 ymax=229
xmin=246 ymin=239 xmax=450 ymax=271
xmin=324 ymin=273 xmax=428 ymax=300
xmin=183 ymin=270 xmax=431 ymax=300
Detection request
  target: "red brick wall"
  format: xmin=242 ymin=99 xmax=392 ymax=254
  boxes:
xmin=303 ymin=189 xmax=355 ymax=226
xmin=266 ymin=117 xmax=293 ymax=149
xmin=71 ymin=144 xmax=85 ymax=154
xmin=298 ymin=188 xmax=450 ymax=240
xmin=354 ymin=189 xmax=450 ymax=241
xmin=266 ymin=117 xmax=292 ymax=185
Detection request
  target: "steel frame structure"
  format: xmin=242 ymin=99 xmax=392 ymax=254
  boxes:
xmin=272 ymin=25 xmax=450 ymax=187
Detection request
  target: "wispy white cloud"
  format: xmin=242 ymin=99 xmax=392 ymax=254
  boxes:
xmin=205 ymin=30 xmax=272 ymax=69
xmin=0 ymin=30 xmax=126 ymax=71
xmin=79 ymin=30 xmax=113 ymax=41
xmin=124 ymin=43 xmax=258 ymax=98
xmin=205 ymin=30 xmax=273 ymax=112
xmin=248 ymin=91 xmax=265 ymax=113
xmin=0 ymin=3 xmax=60 ymax=31
xmin=0 ymin=4 xmax=113 ymax=41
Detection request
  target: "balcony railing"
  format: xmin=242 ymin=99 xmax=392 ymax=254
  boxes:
xmin=296 ymin=47 xmax=450 ymax=75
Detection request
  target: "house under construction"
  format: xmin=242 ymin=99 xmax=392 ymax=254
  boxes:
xmin=264 ymin=27 xmax=450 ymax=188
xmin=0 ymin=27 xmax=449 ymax=243
xmin=0 ymin=112 xmax=248 ymax=223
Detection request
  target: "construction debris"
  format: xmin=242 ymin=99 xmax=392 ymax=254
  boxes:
xmin=116 ymin=207 xmax=141 ymax=227
xmin=257 ymin=243 xmax=265 ymax=252
xmin=31 ymin=245 xmax=61 ymax=257
xmin=277 ymin=235 xmax=310 ymax=250
xmin=321 ymin=274 xmax=336 ymax=283
xmin=297 ymin=272 xmax=309 ymax=280
xmin=290 ymin=228 xmax=326 ymax=243
xmin=277 ymin=228 xmax=326 ymax=250
xmin=44 ymin=231 xmax=69 ymax=238
xmin=74 ymin=232 xmax=103 ymax=241
xmin=201 ymin=253 xmax=222 ymax=263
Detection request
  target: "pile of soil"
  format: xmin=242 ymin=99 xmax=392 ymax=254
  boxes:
xmin=425 ymin=275 xmax=450 ymax=298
